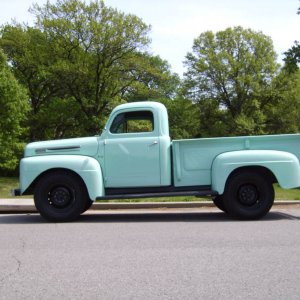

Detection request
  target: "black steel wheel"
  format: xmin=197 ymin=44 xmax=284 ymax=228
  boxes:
xmin=34 ymin=171 xmax=89 ymax=222
xmin=222 ymin=170 xmax=274 ymax=220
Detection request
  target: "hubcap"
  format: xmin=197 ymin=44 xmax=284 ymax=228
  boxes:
xmin=238 ymin=184 xmax=259 ymax=206
xmin=49 ymin=187 xmax=73 ymax=208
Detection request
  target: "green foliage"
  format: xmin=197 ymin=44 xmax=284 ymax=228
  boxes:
xmin=30 ymin=0 xmax=152 ymax=133
xmin=183 ymin=26 xmax=279 ymax=136
xmin=0 ymin=0 xmax=179 ymax=141
xmin=159 ymin=98 xmax=199 ymax=139
xmin=284 ymin=41 xmax=300 ymax=73
xmin=0 ymin=51 xmax=29 ymax=172
xmin=35 ymin=97 xmax=88 ymax=139
xmin=283 ymin=6 xmax=300 ymax=72
xmin=123 ymin=54 xmax=180 ymax=102
xmin=0 ymin=25 xmax=67 ymax=140
xmin=1 ymin=1 xmax=300 ymax=177
xmin=264 ymin=70 xmax=300 ymax=133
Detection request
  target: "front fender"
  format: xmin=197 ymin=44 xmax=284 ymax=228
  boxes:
xmin=211 ymin=150 xmax=300 ymax=194
xmin=20 ymin=155 xmax=104 ymax=200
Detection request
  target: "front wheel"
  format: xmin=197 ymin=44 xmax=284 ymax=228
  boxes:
xmin=222 ymin=171 xmax=274 ymax=220
xmin=34 ymin=171 xmax=89 ymax=222
xmin=213 ymin=196 xmax=227 ymax=213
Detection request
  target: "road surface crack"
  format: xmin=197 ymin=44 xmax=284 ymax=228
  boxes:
xmin=0 ymin=255 xmax=22 ymax=286
xmin=0 ymin=238 xmax=25 ymax=287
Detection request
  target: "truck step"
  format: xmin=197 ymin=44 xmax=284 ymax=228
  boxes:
xmin=96 ymin=190 xmax=216 ymax=200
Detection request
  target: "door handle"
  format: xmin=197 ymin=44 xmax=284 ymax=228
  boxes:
xmin=149 ymin=141 xmax=158 ymax=146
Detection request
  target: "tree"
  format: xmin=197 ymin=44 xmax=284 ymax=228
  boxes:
xmin=264 ymin=70 xmax=300 ymax=133
xmin=284 ymin=41 xmax=300 ymax=73
xmin=0 ymin=51 xmax=29 ymax=173
xmin=283 ymin=6 xmax=300 ymax=72
xmin=123 ymin=54 xmax=180 ymax=102
xmin=183 ymin=26 xmax=279 ymax=136
xmin=31 ymin=0 xmax=151 ymax=133
xmin=1 ymin=0 xmax=179 ymax=140
xmin=159 ymin=98 xmax=199 ymax=139
xmin=0 ymin=25 xmax=68 ymax=140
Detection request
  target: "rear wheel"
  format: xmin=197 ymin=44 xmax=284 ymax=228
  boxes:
xmin=82 ymin=199 xmax=93 ymax=213
xmin=223 ymin=171 xmax=274 ymax=220
xmin=34 ymin=171 xmax=89 ymax=222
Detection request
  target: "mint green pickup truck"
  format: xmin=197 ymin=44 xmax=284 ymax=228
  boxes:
xmin=14 ymin=101 xmax=300 ymax=221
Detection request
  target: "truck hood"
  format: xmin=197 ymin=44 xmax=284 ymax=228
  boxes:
xmin=24 ymin=137 xmax=99 ymax=158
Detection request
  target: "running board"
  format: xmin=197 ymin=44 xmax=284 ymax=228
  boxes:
xmin=96 ymin=190 xmax=216 ymax=200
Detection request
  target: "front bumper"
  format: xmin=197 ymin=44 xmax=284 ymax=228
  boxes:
xmin=11 ymin=189 xmax=21 ymax=197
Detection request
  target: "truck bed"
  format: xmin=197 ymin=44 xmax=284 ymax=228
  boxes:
xmin=172 ymin=134 xmax=300 ymax=187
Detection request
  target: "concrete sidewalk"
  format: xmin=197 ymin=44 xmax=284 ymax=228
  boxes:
xmin=0 ymin=198 xmax=299 ymax=213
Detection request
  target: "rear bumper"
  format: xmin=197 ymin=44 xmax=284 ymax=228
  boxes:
xmin=11 ymin=189 xmax=21 ymax=197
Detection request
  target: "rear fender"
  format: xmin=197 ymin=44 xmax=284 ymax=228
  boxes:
xmin=211 ymin=150 xmax=300 ymax=194
xmin=20 ymin=155 xmax=104 ymax=200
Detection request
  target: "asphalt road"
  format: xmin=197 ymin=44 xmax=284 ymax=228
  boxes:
xmin=0 ymin=206 xmax=300 ymax=299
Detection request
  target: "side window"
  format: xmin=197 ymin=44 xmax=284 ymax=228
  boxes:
xmin=110 ymin=110 xmax=154 ymax=134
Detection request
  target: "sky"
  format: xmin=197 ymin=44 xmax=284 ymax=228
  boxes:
xmin=0 ymin=0 xmax=299 ymax=76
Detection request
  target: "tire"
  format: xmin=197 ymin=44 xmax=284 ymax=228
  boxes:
xmin=222 ymin=171 xmax=274 ymax=220
xmin=34 ymin=171 xmax=89 ymax=222
xmin=81 ymin=199 xmax=93 ymax=213
xmin=213 ymin=196 xmax=227 ymax=213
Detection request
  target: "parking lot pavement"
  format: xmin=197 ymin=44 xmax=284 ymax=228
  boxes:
xmin=0 ymin=206 xmax=300 ymax=299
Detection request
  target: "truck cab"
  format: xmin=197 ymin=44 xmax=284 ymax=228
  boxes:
xmin=101 ymin=101 xmax=171 ymax=187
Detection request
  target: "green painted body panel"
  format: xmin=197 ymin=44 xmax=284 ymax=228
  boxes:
xmin=20 ymin=155 xmax=104 ymax=200
xmin=101 ymin=101 xmax=171 ymax=187
xmin=104 ymin=101 xmax=170 ymax=136
xmin=104 ymin=136 xmax=161 ymax=187
xmin=212 ymin=150 xmax=300 ymax=193
xmin=172 ymin=134 xmax=300 ymax=191
xmin=24 ymin=137 xmax=99 ymax=158
xmin=18 ymin=101 xmax=300 ymax=199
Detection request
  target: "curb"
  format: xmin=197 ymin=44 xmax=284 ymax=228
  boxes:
xmin=0 ymin=199 xmax=299 ymax=214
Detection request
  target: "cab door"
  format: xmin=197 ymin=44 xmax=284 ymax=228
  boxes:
xmin=104 ymin=109 xmax=161 ymax=187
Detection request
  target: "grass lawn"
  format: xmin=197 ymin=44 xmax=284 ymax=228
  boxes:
xmin=0 ymin=177 xmax=18 ymax=198
xmin=1 ymin=177 xmax=300 ymax=201
xmin=274 ymin=184 xmax=300 ymax=200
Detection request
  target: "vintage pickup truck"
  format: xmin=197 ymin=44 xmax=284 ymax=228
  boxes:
xmin=14 ymin=101 xmax=300 ymax=221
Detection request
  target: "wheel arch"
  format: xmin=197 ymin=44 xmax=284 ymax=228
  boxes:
xmin=20 ymin=155 xmax=105 ymax=200
xmin=211 ymin=150 xmax=300 ymax=194
xmin=23 ymin=168 xmax=86 ymax=195
xmin=225 ymin=166 xmax=277 ymax=188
